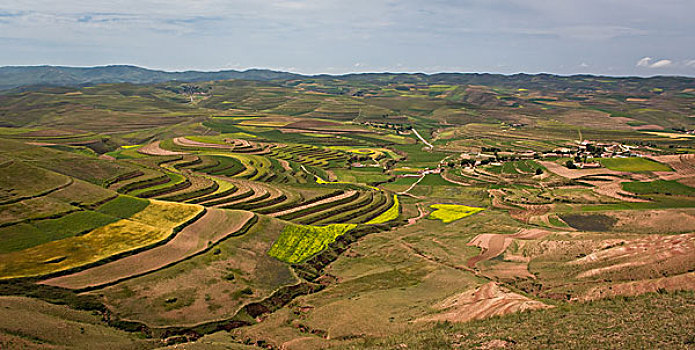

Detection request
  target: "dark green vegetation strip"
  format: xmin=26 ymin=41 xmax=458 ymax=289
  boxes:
xmin=559 ymin=213 xmax=618 ymax=232
xmin=187 ymin=184 xmax=238 ymax=204
xmin=279 ymin=190 xmax=359 ymax=221
xmin=159 ymin=180 xmax=219 ymax=202
xmin=0 ymin=211 xmax=119 ymax=254
xmin=622 ymin=180 xmax=695 ymax=196
xmin=96 ymin=195 xmax=150 ymax=219
xmin=598 ymin=157 xmax=672 ymax=172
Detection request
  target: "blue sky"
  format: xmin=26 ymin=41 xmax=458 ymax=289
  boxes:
xmin=1 ymin=0 xmax=694 ymax=76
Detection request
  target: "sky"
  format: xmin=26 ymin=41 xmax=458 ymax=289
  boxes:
xmin=1 ymin=0 xmax=694 ymax=76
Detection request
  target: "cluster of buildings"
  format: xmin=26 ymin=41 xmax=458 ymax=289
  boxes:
xmin=454 ymin=140 xmax=644 ymax=170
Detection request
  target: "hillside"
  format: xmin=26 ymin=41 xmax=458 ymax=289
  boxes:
xmin=0 ymin=65 xmax=301 ymax=91
xmin=0 ymin=73 xmax=693 ymax=349
xmin=2 ymin=65 xmax=694 ymax=93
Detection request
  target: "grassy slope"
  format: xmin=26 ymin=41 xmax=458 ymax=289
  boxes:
xmin=333 ymin=291 xmax=695 ymax=350
xmin=0 ymin=296 xmax=154 ymax=349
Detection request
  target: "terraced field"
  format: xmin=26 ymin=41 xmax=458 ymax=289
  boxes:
xmin=1 ymin=73 xmax=694 ymax=349
xmin=0 ymin=199 xmax=203 ymax=279
xmin=41 ymin=209 xmax=256 ymax=290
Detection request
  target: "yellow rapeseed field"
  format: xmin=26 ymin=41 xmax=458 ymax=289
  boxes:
xmin=428 ymin=204 xmax=484 ymax=223
xmin=0 ymin=200 xmax=202 ymax=279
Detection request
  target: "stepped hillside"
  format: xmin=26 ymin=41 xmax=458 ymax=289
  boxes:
xmin=0 ymin=73 xmax=693 ymax=349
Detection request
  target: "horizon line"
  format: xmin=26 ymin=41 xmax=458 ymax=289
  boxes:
xmin=1 ymin=64 xmax=694 ymax=79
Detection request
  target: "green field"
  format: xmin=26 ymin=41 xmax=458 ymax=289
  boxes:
xmin=428 ymin=204 xmax=485 ymax=223
xmin=0 ymin=69 xmax=694 ymax=348
xmin=622 ymin=180 xmax=695 ymax=196
xmin=0 ymin=200 xmax=203 ymax=279
xmin=598 ymin=157 xmax=672 ymax=172
xmin=268 ymin=223 xmax=356 ymax=263
xmin=365 ymin=195 xmax=400 ymax=224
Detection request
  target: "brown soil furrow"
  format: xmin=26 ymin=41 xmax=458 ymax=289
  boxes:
xmin=268 ymin=190 xmax=357 ymax=218
xmin=276 ymin=158 xmax=292 ymax=172
xmin=137 ymin=141 xmax=187 ymax=156
xmin=579 ymin=272 xmax=695 ymax=301
xmin=214 ymin=181 xmax=268 ymax=207
xmin=172 ymin=137 xmax=234 ymax=150
xmin=417 ymin=282 xmax=552 ymax=323
xmin=582 ymin=179 xmax=649 ymax=203
xmin=538 ymin=160 xmax=623 ymax=179
xmin=40 ymin=209 xmax=255 ymax=290
xmin=651 ymin=154 xmax=695 ymax=185
xmin=466 ymin=229 xmax=555 ymax=269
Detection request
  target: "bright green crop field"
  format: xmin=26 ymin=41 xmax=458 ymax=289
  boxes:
xmin=428 ymin=204 xmax=485 ymax=223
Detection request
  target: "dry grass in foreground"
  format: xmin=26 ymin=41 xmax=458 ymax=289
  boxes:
xmin=334 ymin=290 xmax=695 ymax=350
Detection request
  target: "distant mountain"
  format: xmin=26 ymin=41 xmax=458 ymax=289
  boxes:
xmin=0 ymin=65 xmax=301 ymax=90
xmin=1 ymin=65 xmax=694 ymax=92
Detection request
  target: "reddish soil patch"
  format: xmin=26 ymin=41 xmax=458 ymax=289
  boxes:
xmin=276 ymin=158 xmax=292 ymax=171
xmin=651 ymin=154 xmax=695 ymax=186
xmin=98 ymin=154 xmax=116 ymax=161
xmin=138 ymin=141 xmax=187 ymax=156
xmin=569 ymin=233 xmax=695 ymax=279
xmin=24 ymin=141 xmax=58 ymax=146
xmin=40 ymin=209 xmax=255 ymax=290
xmin=580 ymin=272 xmax=695 ymax=301
xmin=417 ymin=282 xmax=552 ymax=323
xmin=466 ymin=229 xmax=555 ymax=269
xmin=608 ymin=209 xmax=695 ymax=234
xmin=538 ymin=161 xmax=622 ymax=179
xmin=488 ymin=189 xmax=517 ymax=211
xmin=580 ymin=176 xmax=649 ymax=203
xmin=172 ymin=137 xmax=233 ymax=150
xmin=405 ymin=203 xmax=428 ymax=227
xmin=631 ymin=124 xmax=664 ymax=131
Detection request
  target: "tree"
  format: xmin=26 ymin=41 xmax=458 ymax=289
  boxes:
xmin=535 ymin=168 xmax=543 ymax=175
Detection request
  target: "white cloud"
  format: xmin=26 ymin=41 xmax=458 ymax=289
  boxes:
xmin=650 ymin=59 xmax=672 ymax=68
xmin=685 ymin=60 xmax=695 ymax=68
xmin=636 ymin=57 xmax=674 ymax=68
xmin=636 ymin=57 xmax=652 ymax=67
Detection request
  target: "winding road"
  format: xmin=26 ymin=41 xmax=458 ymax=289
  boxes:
xmin=412 ymin=128 xmax=434 ymax=148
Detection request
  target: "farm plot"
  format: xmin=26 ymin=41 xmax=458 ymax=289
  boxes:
xmin=0 ymin=200 xmax=203 ymax=279
xmin=622 ymin=180 xmax=695 ymax=197
xmin=0 ymin=160 xmax=73 ymax=204
xmin=41 ymin=209 xmax=255 ymax=290
xmin=0 ymin=211 xmax=119 ymax=254
xmin=267 ymin=190 xmax=353 ymax=218
xmin=268 ymin=223 xmax=356 ymax=263
xmin=365 ymin=195 xmax=400 ymax=224
xmin=428 ymin=204 xmax=485 ymax=223
xmin=649 ymin=154 xmax=695 ymax=186
xmin=137 ymin=140 xmax=187 ymax=156
xmin=598 ymin=157 xmax=672 ymax=172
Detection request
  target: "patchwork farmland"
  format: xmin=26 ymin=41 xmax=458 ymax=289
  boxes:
xmin=0 ymin=72 xmax=693 ymax=349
